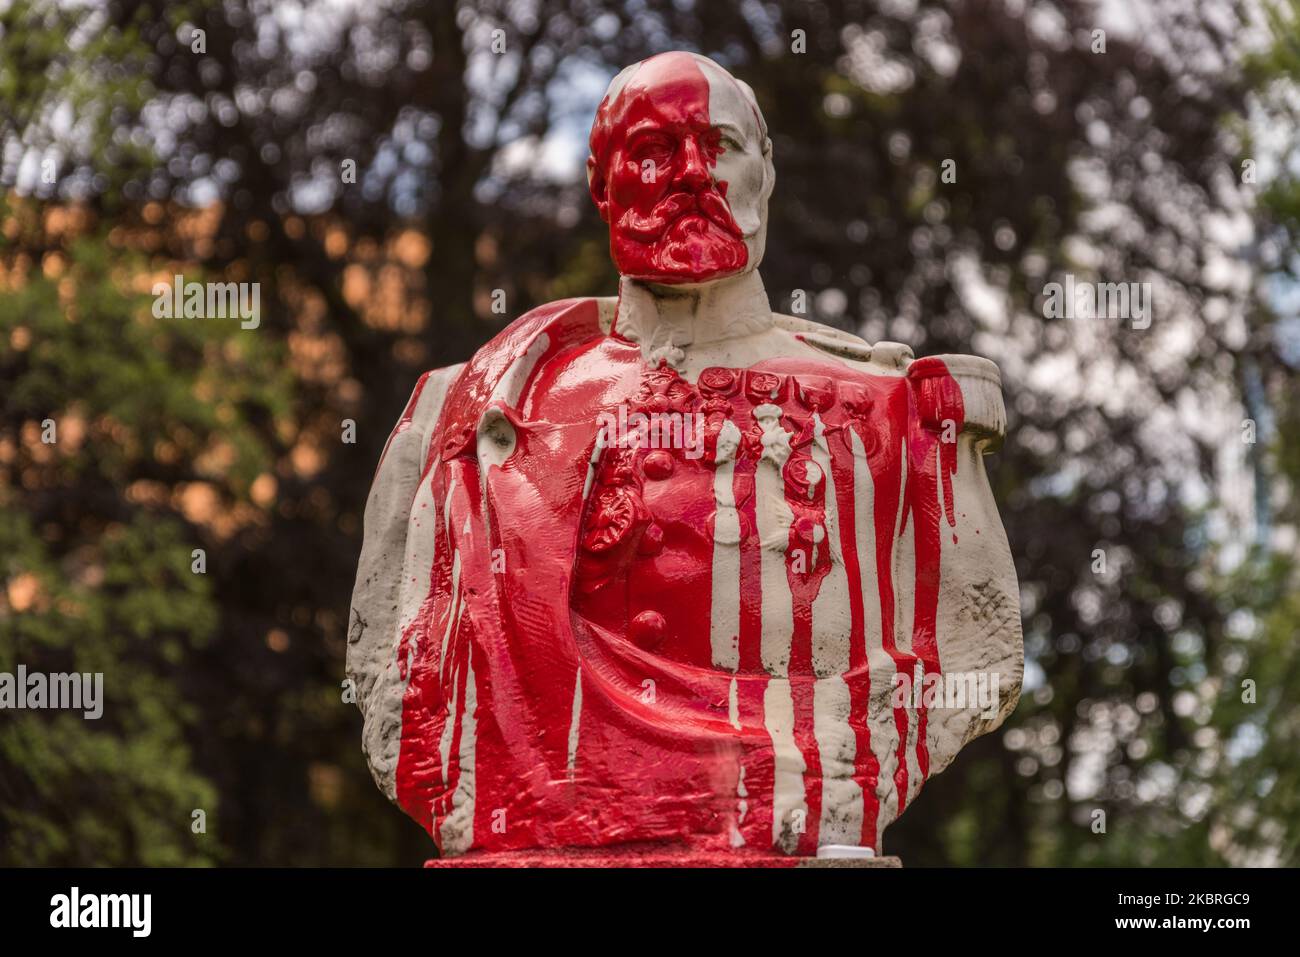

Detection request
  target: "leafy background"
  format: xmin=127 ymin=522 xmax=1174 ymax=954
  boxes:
xmin=1 ymin=0 xmax=1297 ymax=866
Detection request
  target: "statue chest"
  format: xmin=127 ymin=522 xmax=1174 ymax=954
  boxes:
xmin=568 ymin=359 xmax=962 ymax=678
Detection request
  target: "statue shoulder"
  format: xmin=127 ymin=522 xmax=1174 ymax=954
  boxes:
xmin=774 ymin=312 xmax=874 ymax=359
xmin=411 ymin=298 xmax=611 ymax=463
xmin=479 ymin=297 xmax=608 ymax=364
xmin=772 ymin=314 xmax=1007 ymax=443
xmin=773 ymin=313 xmax=916 ymax=370
xmin=440 ymin=296 xmax=608 ymax=408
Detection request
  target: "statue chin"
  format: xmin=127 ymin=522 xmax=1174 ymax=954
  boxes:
xmin=613 ymin=228 xmax=749 ymax=286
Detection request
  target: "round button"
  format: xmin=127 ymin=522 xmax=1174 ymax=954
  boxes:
xmin=643 ymin=450 xmax=674 ymax=479
xmin=629 ymin=610 xmax=667 ymax=650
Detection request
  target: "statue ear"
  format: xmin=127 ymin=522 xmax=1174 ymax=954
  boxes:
xmin=587 ymin=156 xmax=611 ymax=223
xmin=760 ymin=137 xmax=775 ymax=203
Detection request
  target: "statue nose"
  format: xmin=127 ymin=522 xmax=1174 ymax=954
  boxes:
xmin=674 ymin=136 xmax=712 ymax=190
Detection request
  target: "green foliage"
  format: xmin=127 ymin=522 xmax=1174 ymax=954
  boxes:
xmin=0 ymin=506 xmax=222 ymax=865
xmin=0 ymin=236 xmax=292 ymax=864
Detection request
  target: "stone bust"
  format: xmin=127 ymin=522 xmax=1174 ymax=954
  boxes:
xmin=349 ymin=51 xmax=1022 ymax=863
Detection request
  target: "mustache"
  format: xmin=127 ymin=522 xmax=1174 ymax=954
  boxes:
xmin=616 ymin=189 xmax=744 ymax=242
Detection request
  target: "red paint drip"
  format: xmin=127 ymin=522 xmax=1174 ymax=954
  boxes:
xmin=827 ymin=428 xmax=880 ymax=848
xmin=783 ymin=441 xmax=832 ymax=854
xmin=902 ymin=359 xmax=965 ymax=781
xmin=731 ymin=405 xmax=773 ymax=847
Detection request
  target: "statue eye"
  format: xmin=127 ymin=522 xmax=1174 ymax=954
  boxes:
xmin=709 ymin=127 xmax=743 ymax=154
xmin=629 ymin=134 xmax=674 ymax=163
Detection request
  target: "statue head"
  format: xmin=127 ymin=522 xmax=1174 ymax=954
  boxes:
xmin=587 ymin=52 xmax=774 ymax=287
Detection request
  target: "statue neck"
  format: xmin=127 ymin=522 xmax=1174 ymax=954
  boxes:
xmin=612 ymin=270 xmax=773 ymax=368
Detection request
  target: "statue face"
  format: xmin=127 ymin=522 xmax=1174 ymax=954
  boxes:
xmin=588 ymin=53 xmax=771 ymax=286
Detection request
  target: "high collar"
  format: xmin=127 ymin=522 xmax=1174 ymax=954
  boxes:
xmin=611 ymin=270 xmax=773 ymax=368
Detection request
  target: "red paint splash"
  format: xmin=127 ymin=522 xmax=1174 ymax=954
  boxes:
xmin=588 ymin=52 xmax=748 ymax=284
xmin=390 ymin=299 xmax=966 ymax=857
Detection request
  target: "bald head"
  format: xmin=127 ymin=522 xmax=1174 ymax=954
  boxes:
xmin=588 ymin=53 xmax=769 ymax=172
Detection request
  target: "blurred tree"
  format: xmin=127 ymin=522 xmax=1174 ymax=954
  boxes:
xmin=1 ymin=0 xmax=1295 ymax=865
